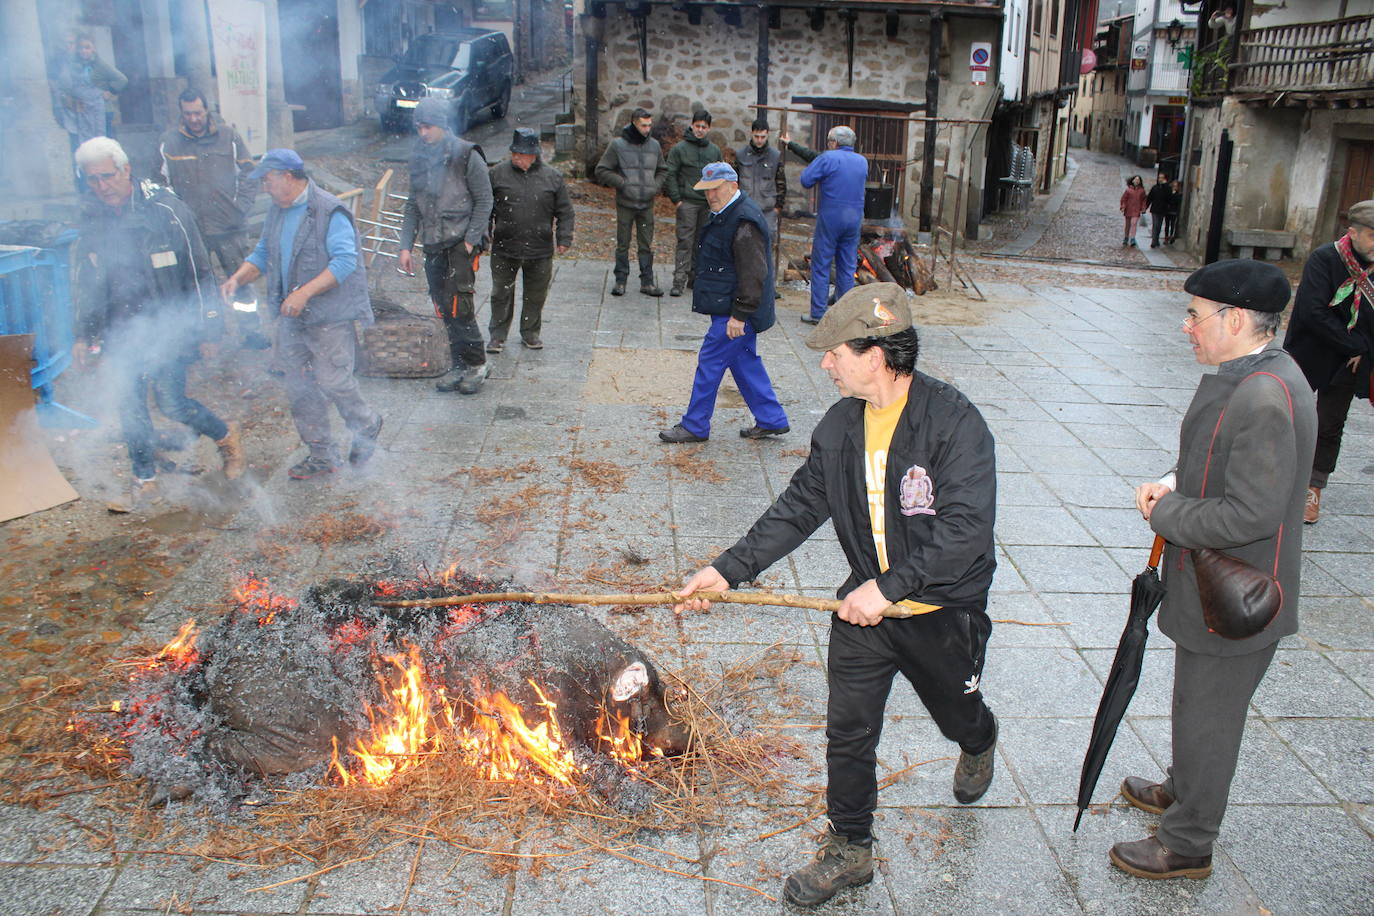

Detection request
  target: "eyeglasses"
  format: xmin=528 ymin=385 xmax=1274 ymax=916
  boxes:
xmin=1182 ymin=306 xmax=1232 ymax=329
xmin=84 ymin=170 xmax=122 ymax=186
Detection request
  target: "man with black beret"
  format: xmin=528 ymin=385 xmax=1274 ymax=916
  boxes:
xmin=1282 ymin=199 xmax=1374 ymax=523
xmin=1119 ymin=259 xmax=1316 ymax=880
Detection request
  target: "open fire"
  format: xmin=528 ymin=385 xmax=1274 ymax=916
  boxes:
xmin=97 ymin=568 xmax=689 ymax=807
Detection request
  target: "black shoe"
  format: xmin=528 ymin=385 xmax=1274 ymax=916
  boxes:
xmin=658 ymin=423 xmax=707 ymax=444
xmin=240 ymin=331 xmax=272 ymax=350
xmin=669 ymin=284 xmax=684 ymax=297
xmin=289 ymin=456 xmax=337 ymax=480
xmin=521 ymin=336 xmax=543 ymax=349
xmin=953 ymin=714 xmax=996 ymax=803
xmin=740 ymin=424 xmax=789 ymax=439
xmin=640 ymin=284 xmax=664 ymax=297
xmin=1150 ymin=241 xmax=1160 ymax=248
xmin=611 ymin=281 xmax=626 ymax=296
xmin=435 ymin=367 xmax=465 ymax=392
xmin=349 ymin=416 xmax=383 ymax=467
xmin=486 ymin=338 xmax=505 ymax=354
xmin=1130 ymin=239 xmax=1138 ymax=247
xmin=782 ymin=830 xmax=874 ymax=907
xmin=800 ymin=314 xmax=820 ymax=325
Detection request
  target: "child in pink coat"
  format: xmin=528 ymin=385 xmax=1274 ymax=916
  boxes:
xmin=1120 ymin=175 xmax=1147 ymax=247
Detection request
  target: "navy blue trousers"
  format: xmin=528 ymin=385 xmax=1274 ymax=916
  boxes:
xmin=681 ymin=315 xmax=788 ymax=438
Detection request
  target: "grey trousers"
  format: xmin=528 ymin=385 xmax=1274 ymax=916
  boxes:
xmin=613 ymin=204 xmax=654 ymax=284
xmin=275 ymin=318 xmax=380 ymax=461
xmin=488 ymin=253 xmax=553 ymax=343
xmin=1157 ymin=641 xmax=1278 ymax=857
xmin=672 ymin=200 xmax=710 ymax=289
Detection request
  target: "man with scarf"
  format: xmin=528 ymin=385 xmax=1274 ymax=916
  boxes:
xmin=595 ymin=108 xmax=666 ymax=297
xmin=398 ymin=98 xmax=494 ymax=395
xmin=664 ymin=110 xmax=721 ymax=297
xmin=1283 ymin=199 xmax=1374 ymax=523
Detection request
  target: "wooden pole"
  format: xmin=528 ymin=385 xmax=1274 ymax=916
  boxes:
xmin=374 ymin=589 xmax=941 ymax=619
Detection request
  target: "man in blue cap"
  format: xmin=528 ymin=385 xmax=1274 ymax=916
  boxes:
xmin=659 ymin=162 xmax=789 ymax=443
xmin=222 ymin=149 xmax=383 ymax=480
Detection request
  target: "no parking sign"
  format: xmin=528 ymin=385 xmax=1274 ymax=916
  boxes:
xmin=970 ymin=42 xmax=992 ymax=85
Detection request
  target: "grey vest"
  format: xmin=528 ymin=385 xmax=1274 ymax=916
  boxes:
xmin=263 ymin=181 xmax=372 ymax=327
xmin=405 ymin=135 xmax=488 ymax=249
xmin=735 ymin=143 xmax=782 ymax=211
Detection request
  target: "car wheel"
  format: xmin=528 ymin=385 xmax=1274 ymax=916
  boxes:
xmin=380 ymin=114 xmax=400 ymax=133
xmin=451 ymin=100 xmax=469 ymax=136
xmin=491 ymin=83 xmax=511 ymax=119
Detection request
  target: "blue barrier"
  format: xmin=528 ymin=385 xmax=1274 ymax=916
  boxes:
xmin=0 ymin=231 xmax=96 ymax=428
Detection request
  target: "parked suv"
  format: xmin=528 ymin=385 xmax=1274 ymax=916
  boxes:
xmin=374 ymin=29 xmax=514 ymax=135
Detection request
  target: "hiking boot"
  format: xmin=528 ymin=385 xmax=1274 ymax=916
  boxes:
xmin=435 ymin=367 xmax=466 ymax=392
xmin=1121 ymin=776 xmax=1174 ymax=815
xmin=740 ymin=424 xmax=789 ymax=439
xmin=349 ymin=416 xmax=384 ymax=467
xmin=1109 ymin=836 xmax=1212 ymax=880
xmin=216 ymin=421 xmax=245 ymax=480
xmin=289 ymin=456 xmax=337 ymax=480
xmin=1304 ymin=486 xmax=1321 ymax=524
xmin=107 ymin=478 xmax=162 ymax=514
xmin=457 ymin=363 xmax=489 ymax=395
xmin=486 ymin=338 xmax=505 ymax=354
xmin=611 ymin=281 xmax=627 ymax=296
xmin=953 ymin=715 xmax=997 ymax=803
xmin=669 ymin=284 xmax=684 ymax=297
xmin=782 ymin=829 xmax=874 ymax=907
xmin=640 ymin=283 xmax=664 ymax=297
xmin=658 ymin=423 xmax=707 ymax=444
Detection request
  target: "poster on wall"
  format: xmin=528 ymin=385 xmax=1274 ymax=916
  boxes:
xmin=208 ymin=0 xmax=268 ymax=157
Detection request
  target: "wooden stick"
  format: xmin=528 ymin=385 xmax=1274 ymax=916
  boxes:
xmin=374 ymin=590 xmax=940 ymax=619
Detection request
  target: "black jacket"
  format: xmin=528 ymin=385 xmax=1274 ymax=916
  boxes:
xmin=712 ymin=372 xmax=997 ymax=608
xmin=1146 ymin=182 xmax=1174 ymax=215
xmin=1284 ymin=241 xmax=1374 ymax=399
xmin=488 ymin=157 xmax=574 ymax=259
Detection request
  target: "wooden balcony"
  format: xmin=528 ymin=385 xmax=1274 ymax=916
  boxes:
xmin=1195 ymin=14 xmax=1374 ymax=102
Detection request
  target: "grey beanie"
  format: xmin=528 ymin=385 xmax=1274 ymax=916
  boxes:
xmin=413 ymin=97 xmax=450 ymax=129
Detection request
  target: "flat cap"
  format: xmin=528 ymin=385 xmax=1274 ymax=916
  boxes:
xmin=1183 ymin=259 xmax=1291 ymax=313
xmin=805 ymin=282 xmax=913 ymax=351
xmin=1348 ymin=199 xmax=1374 ymax=229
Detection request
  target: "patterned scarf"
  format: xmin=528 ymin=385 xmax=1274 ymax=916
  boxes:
xmin=1330 ymin=233 xmax=1374 ymax=330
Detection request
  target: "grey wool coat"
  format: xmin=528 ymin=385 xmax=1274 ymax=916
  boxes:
xmin=1150 ymin=342 xmax=1317 ymax=656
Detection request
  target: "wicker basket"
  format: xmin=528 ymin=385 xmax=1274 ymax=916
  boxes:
xmin=358 ymin=298 xmax=451 ymax=378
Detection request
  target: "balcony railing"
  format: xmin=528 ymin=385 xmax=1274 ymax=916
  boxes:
xmin=1196 ymin=14 xmax=1374 ymax=97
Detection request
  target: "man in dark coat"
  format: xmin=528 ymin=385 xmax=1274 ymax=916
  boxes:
xmin=1121 ymin=259 xmax=1316 ymax=880
xmin=1146 ymin=172 xmax=1173 ymax=248
xmin=658 ymin=162 xmax=788 ymax=444
xmin=156 ymin=88 xmax=267 ymax=349
xmin=664 ymin=109 xmax=721 ymax=297
xmin=398 ymin=97 xmax=494 ymax=395
xmin=675 ymin=283 xmax=998 ymax=906
xmin=486 ymin=128 xmax=574 ymax=352
xmin=70 ymin=137 xmax=243 ymax=513
xmin=594 ymin=107 xmax=666 ymax=297
xmin=1282 ymin=199 xmax=1374 ymax=523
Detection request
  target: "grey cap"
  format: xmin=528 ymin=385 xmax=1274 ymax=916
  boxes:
xmin=1348 ymin=199 xmax=1374 ymax=229
xmin=510 ymin=128 xmax=540 ymax=155
xmin=805 ymin=282 xmax=913 ymax=351
xmin=413 ymin=97 xmax=449 ymax=128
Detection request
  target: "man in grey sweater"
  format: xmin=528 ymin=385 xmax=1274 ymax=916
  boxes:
xmin=399 ymin=97 xmax=494 ymax=394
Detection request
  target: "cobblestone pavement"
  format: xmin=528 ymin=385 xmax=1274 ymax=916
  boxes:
xmin=2 ymin=254 xmax=1371 ymax=914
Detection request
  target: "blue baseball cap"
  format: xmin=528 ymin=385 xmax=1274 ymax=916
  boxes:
xmin=693 ymin=161 xmax=738 ymax=190
xmin=249 ymin=148 xmax=305 ymax=179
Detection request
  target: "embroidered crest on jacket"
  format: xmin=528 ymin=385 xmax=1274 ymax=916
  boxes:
xmin=899 ymin=464 xmax=936 ymax=516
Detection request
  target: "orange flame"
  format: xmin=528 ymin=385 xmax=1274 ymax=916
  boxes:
xmin=596 ymin=708 xmax=664 ymax=764
xmin=461 ymin=681 xmax=579 ymax=786
xmin=232 ymin=576 xmax=296 ymax=626
xmin=332 ymin=647 xmax=443 ymax=787
xmin=143 ymin=619 xmax=199 ymax=670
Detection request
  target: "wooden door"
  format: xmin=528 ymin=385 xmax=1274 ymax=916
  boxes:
xmin=1335 ymin=141 xmax=1374 ymax=240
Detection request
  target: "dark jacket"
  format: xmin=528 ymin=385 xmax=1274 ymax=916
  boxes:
xmin=1146 ymin=181 xmax=1173 ymax=216
xmin=401 ymin=133 xmax=493 ymax=251
xmin=664 ymin=134 xmax=721 ymax=206
xmin=712 ymin=372 xmax=997 ymax=609
xmin=735 ymin=142 xmax=786 ymax=212
xmin=156 ymin=119 xmax=257 ymax=237
xmin=72 ymin=179 xmax=222 ymax=347
xmin=261 ymin=181 xmax=372 ymax=327
xmin=785 ymin=140 xmax=820 ymax=165
xmin=1151 ymin=344 xmax=1317 ymax=655
xmin=692 ymin=192 xmax=774 ymax=331
xmin=488 ymin=157 xmax=574 ymax=259
xmin=1283 ymin=241 xmax=1374 ymax=399
xmin=594 ymin=124 xmax=665 ymax=210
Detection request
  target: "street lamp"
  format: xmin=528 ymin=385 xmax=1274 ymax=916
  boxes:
xmin=1166 ymin=18 xmax=1185 ymax=49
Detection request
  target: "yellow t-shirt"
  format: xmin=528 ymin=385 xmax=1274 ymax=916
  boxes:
xmin=863 ymin=394 xmax=939 ymax=615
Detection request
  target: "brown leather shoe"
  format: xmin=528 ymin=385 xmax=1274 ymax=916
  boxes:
xmin=1121 ymin=776 xmax=1174 ymax=815
xmin=216 ymin=421 xmax=245 ymax=480
xmin=1304 ymin=486 xmax=1321 ymax=524
xmin=1109 ymin=836 xmax=1212 ymax=880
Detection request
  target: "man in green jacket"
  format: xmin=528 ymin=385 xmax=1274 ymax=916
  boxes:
xmin=664 ymin=110 xmax=721 ymax=297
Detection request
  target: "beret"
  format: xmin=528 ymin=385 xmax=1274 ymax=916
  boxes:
xmin=805 ymin=282 xmax=913 ymax=351
xmin=1183 ymin=258 xmax=1291 ymax=313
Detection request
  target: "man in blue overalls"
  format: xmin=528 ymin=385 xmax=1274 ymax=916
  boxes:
xmin=793 ymin=126 xmax=868 ymax=325
xmin=659 ymin=162 xmax=789 ymax=444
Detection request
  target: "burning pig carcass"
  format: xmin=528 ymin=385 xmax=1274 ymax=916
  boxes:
xmin=106 ymin=571 xmax=689 ymax=807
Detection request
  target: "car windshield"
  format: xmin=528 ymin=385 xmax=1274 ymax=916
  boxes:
xmin=401 ymin=35 xmax=470 ymax=70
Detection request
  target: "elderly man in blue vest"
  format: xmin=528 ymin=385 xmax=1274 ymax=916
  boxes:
xmin=786 ymin=125 xmax=868 ymax=325
xmin=222 ymin=149 xmax=383 ymax=481
xmin=659 ymin=162 xmax=789 ymax=443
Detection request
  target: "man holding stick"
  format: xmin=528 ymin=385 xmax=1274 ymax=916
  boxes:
xmin=675 ymin=282 xmax=999 ymax=907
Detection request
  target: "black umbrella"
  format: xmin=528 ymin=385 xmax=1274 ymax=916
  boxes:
xmin=1073 ymin=535 xmax=1167 ymax=831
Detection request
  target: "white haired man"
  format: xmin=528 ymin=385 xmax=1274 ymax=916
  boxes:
xmin=782 ymin=125 xmax=868 ymax=324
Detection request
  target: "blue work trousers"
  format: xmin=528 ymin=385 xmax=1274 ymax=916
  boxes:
xmin=809 ymin=213 xmax=860 ymax=320
xmin=681 ymin=315 xmax=788 ymax=438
